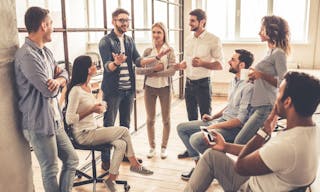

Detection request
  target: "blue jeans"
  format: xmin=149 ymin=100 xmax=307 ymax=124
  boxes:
xmin=23 ymin=124 xmax=79 ymax=192
xmin=190 ymin=125 xmax=241 ymax=156
xmin=177 ymin=118 xmax=241 ymax=160
xmin=102 ymin=90 xmax=134 ymax=162
xmin=185 ymin=78 xmax=212 ymax=121
xmin=234 ymin=105 xmax=273 ymax=144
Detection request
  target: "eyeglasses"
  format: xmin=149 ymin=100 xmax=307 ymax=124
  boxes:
xmin=115 ymin=19 xmax=131 ymax=24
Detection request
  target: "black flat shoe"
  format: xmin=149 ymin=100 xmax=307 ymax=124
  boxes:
xmin=177 ymin=150 xmax=190 ymax=159
xmin=181 ymin=168 xmax=194 ymax=181
xmin=123 ymin=156 xmax=143 ymax=164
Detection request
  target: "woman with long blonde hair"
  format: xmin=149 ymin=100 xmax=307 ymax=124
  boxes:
xmin=136 ymin=22 xmax=178 ymax=159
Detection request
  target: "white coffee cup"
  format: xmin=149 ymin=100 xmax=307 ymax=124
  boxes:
xmin=240 ymin=69 xmax=250 ymax=81
xmin=101 ymin=101 xmax=107 ymax=113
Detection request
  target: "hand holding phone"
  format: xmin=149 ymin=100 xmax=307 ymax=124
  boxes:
xmin=200 ymin=126 xmax=216 ymax=145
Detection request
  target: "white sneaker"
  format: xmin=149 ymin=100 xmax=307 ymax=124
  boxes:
xmin=160 ymin=148 xmax=167 ymax=159
xmin=147 ymin=148 xmax=156 ymax=158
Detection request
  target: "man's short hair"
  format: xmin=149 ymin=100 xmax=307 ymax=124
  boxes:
xmin=235 ymin=49 xmax=254 ymax=69
xmin=25 ymin=6 xmax=49 ymax=33
xmin=282 ymin=71 xmax=320 ymax=117
xmin=189 ymin=9 xmax=207 ymax=27
xmin=112 ymin=8 xmax=129 ymax=19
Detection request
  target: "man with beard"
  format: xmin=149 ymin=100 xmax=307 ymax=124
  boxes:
xmin=179 ymin=9 xmax=224 ymax=123
xmin=98 ymin=8 xmax=168 ymax=170
xmin=185 ymin=71 xmax=320 ymax=192
xmin=177 ymin=49 xmax=254 ymax=181
xmin=177 ymin=8 xmax=224 ymax=159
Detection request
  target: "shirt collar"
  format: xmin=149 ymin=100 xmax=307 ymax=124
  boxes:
xmin=25 ymin=37 xmax=42 ymax=51
xmin=192 ymin=30 xmax=207 ymax=39
xmin=152 ymin=43 xmax=169 ymax=51
xmin=25 ymin=37 xmax=48 ymax=56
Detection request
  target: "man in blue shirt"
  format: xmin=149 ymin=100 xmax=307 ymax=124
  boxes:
xmin=99 ymin=8 xmax=167 ymax=170
xmin=14 ymin=7 xmax=78 ymax=192
xmin=177 ymin=49 xmax=254 ymax=181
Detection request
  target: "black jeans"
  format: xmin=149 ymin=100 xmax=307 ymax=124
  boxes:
xmin=101 ymin=89 xmax=134 ymax=162
xmin=185 ymin=77 xmax=212 ymax=121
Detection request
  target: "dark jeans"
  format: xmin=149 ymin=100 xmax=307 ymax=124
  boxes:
xmin=101 ymin=89 xmax=134 ymax=162
xmin=185 ymin=77 xmax=212 ymax=121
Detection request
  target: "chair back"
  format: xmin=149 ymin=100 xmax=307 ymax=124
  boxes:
xmin=62 ymin=107 xmax=110 ymax=151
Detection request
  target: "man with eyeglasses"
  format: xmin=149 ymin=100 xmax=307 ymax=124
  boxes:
xmin=99 ymin=8 xmax=168 ymax=171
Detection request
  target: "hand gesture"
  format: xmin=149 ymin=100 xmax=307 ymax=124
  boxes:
xmin=192 ymin=57 xmax=202 ymax=67
xmin=47 ymin=79 xmax=60 ymax=92
xmin=202 ymin=114 xmax=213 ymax=122
xmin=91 ymin=103 xmax=105 ymax=114
xmin=263 ymin=105 xmax=278 ymax=134
xmin=248 ymin=67 xmax=262 ymax=81
xmin=157 ymin=48 xmax=171 ymax=59
xmin=210 ymin=130 xmax=226 ymax=152
xmin=112 ymin=52 xmax=127 ymax=65
xmin=153 ymin=63 xmax=164 ymax=72
xmin=178 ymin=61 xmax=187 ymax=70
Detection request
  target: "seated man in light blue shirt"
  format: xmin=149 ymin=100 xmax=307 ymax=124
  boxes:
xmin=177 ymin=49 xmax=254 ymax=181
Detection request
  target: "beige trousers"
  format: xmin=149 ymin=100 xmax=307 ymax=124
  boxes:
xmin=144 ymin=85 xmax=171 ymax=149
xmin=75 ymin=126 xmax=135 ymax=175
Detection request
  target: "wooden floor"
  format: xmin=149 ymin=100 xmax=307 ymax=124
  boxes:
xmin=31 ymin=96 xmax=227 ymax=192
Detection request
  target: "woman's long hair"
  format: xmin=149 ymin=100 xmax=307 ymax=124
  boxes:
xmin=65 ymin=55 xmax=92 ymax=107
xmin=262 ymin=15 xmax=291 ymax=55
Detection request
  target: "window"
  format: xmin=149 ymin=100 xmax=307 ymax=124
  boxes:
xmin=199 ymin=0 xmax=309 ymax=42
xmin=16 ymin=0 xmax=184 ymax=131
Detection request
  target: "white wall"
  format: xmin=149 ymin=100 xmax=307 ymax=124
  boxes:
xmin=183 ymin=0 xmax=320 ymax=95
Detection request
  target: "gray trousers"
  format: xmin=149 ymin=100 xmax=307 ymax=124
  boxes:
xmin=75 ymin=126 xmax=135 ymax=175
xmin=184 ymin=149 xmax=249 ymax=192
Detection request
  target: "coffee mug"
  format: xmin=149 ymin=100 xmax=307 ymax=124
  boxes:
xmin=240 ymin=69 xmax=250 ymax=81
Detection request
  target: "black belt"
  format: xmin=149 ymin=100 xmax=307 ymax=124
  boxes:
xmin=186 ymin=77 xmax=210 ymax=84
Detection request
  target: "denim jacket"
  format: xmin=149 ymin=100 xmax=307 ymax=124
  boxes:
xmin=99 ymin=29 xmax=142 ymax=96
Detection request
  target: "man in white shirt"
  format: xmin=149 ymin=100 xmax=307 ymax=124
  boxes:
xmin=184 ymin=71 xmax=320 ymax=192
xmin=178 ymin=8 xmax=224 ymax=159
xmin=180 ymin=8 xmax=224 ymax=121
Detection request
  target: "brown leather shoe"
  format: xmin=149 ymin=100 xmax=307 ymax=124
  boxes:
xmin=101 ymin=161 xmax=110 ymax=171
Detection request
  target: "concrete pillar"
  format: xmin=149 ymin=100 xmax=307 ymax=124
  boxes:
xmin=0 ymin=0 xmax=34 ymax=191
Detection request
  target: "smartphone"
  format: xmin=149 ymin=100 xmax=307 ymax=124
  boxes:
xmin=200 ymin=126 xmax=216 ymax=145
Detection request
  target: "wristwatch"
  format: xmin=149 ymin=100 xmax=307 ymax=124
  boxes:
xmin=256 ymin=128 xmax=271 ymax=141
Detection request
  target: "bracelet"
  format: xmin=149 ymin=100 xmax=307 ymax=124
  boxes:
xmin=155 ymin=56 xmax=160 ymax=60
xmin=113 ymin=62 xmax=120 ymax=67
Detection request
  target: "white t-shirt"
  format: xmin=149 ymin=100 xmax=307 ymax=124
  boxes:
xmin=241 ymin=126 xmax=318 ymax=192
xmin=184 ymin=30 xmax=224 ymax=80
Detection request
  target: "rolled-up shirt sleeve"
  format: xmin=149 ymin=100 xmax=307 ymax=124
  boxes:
xmin=237 ymin=85 xmax=254 ymax=124
xmin=66 ymin=87 xmax=80 ymax=125
xmin=210 ymin=37 xmax=224 ymax=66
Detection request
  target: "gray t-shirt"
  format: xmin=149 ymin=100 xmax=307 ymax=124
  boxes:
xmin=251 ymin=48 xmax=287 ymax=107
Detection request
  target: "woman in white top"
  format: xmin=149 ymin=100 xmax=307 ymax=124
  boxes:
xmin=136 ymin=22 xmax=178 ymax=159
xmin=65 ymin=55 xmax=153 ymax=191
xmin=234 ymin=15 xmax=291 ymax=144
